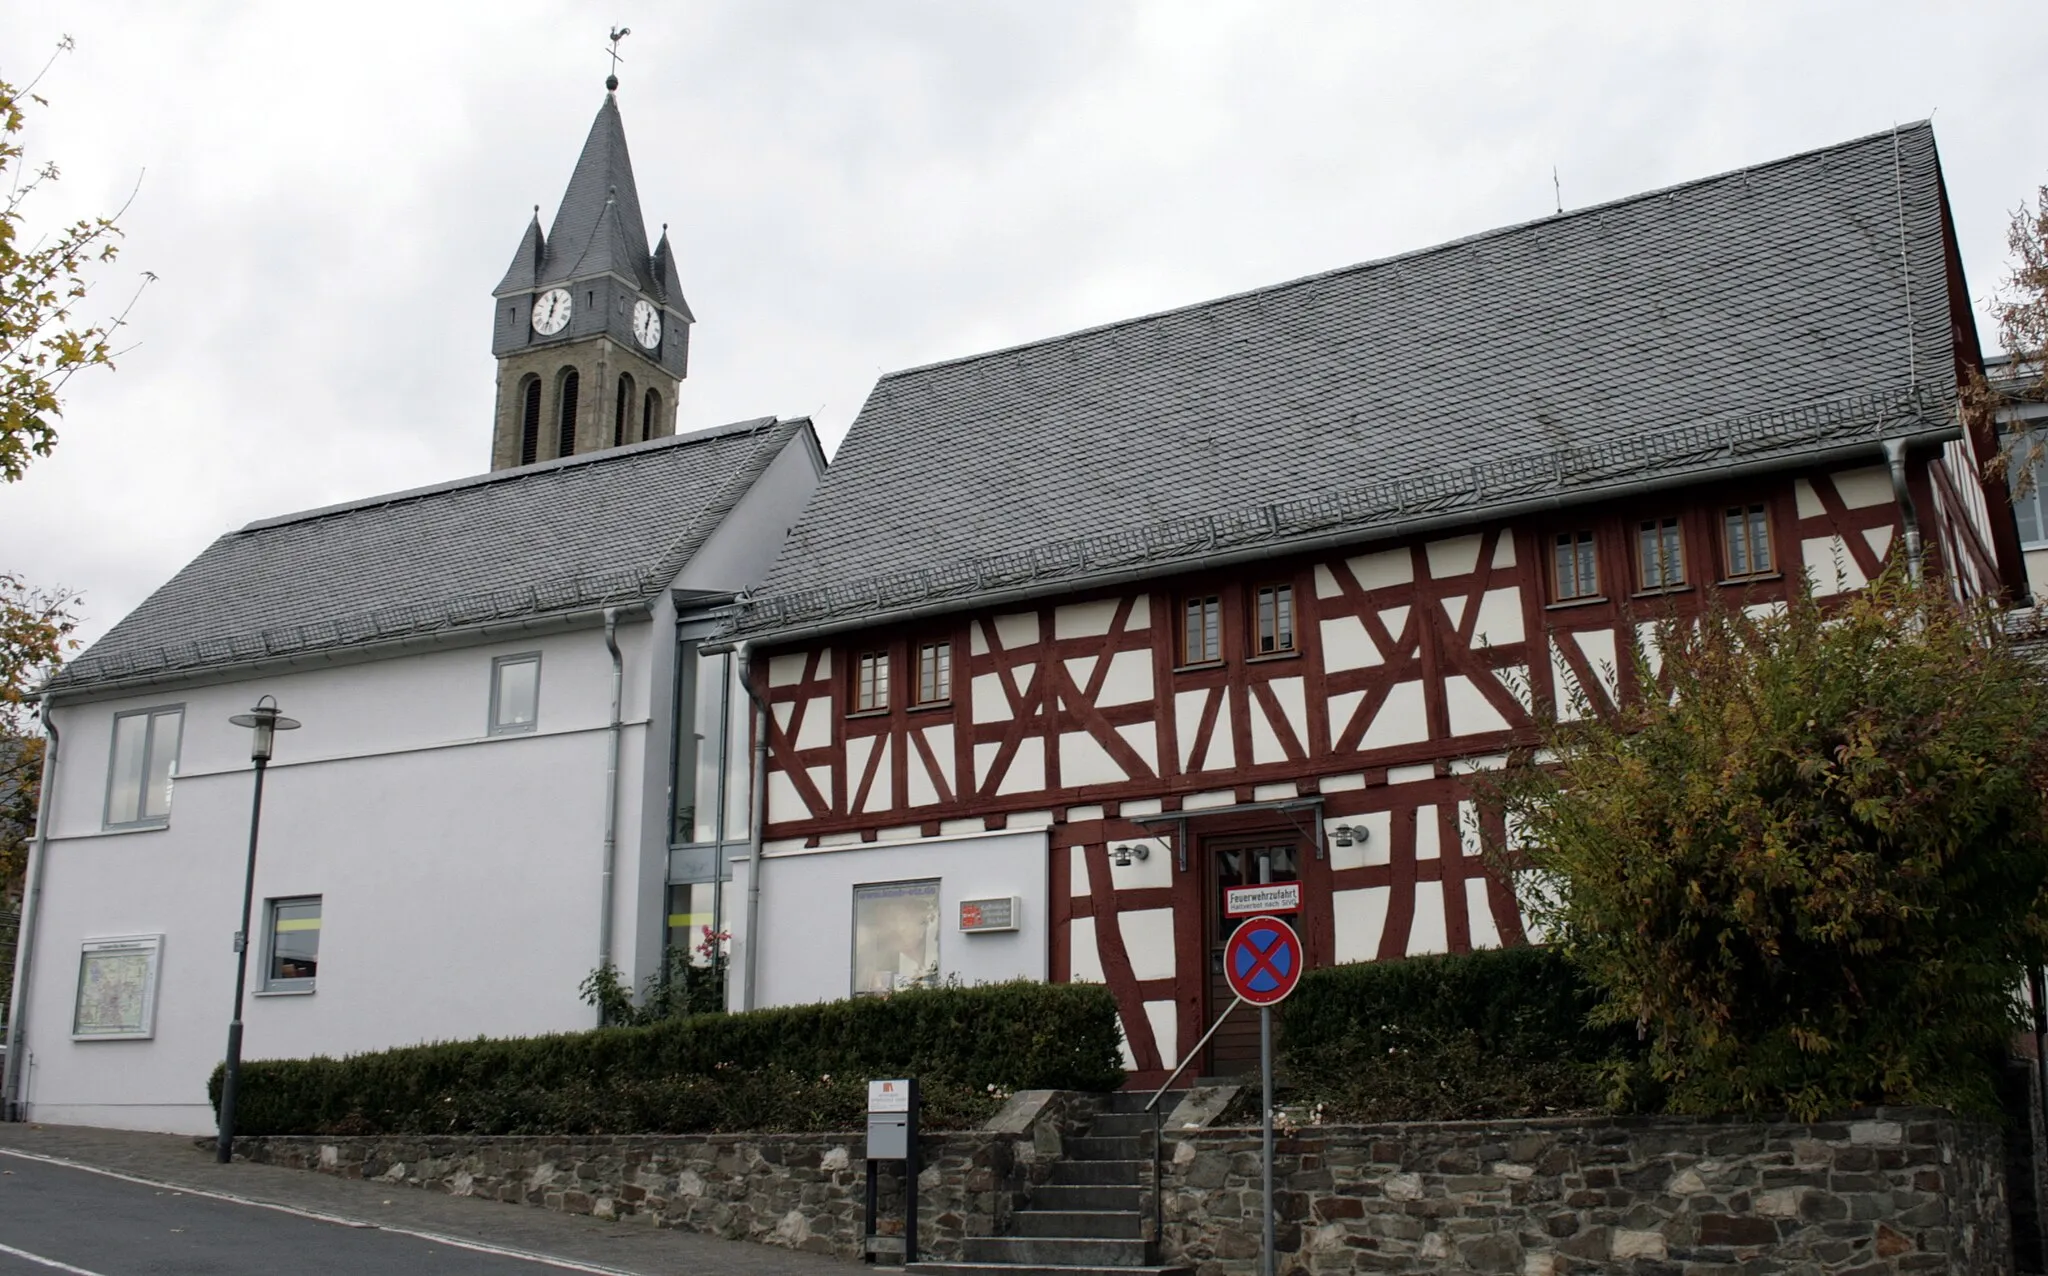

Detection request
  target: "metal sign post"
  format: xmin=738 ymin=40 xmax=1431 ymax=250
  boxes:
xmin=863 ymin=1077 xmax=920 ymax=1264
xmin=1224 ymin=896 xmax=1304 ymax=1276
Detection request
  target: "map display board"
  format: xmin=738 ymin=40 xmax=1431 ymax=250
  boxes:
xmin=72 ymin=934 xmax=163 ymax=1040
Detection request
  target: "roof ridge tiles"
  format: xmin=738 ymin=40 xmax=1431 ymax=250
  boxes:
xmin=241 ymin=415 xmax=781 ymax=533
xmin=873 ymin=121 xmax=1935 ymax=386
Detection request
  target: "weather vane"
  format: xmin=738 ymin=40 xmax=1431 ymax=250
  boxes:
xmin=605 ymin=26 xmax=631 ymax=92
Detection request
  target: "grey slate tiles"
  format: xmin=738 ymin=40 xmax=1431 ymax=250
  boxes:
xmin=52 ymin=418 xmax=804 ymax=693
xmin=735 ymin=123 xmax=1965 ymax=640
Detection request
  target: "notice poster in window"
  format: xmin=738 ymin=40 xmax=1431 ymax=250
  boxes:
xmin=852 ymin=879 xmax=941 ymax=996
xmin=72 ymin=934 xmax=163 ymax=1040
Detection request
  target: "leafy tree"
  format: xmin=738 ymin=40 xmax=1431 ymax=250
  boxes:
xmin=0 ymin=39 xmax=142 ymax=1024
xmin=1968 ymin=183 xmax=2048 ymax=481
xmin=1499 ymin=571 xmax=2048 ymax=1118
xmin=2 ymin=39 xmax=144 ymax=482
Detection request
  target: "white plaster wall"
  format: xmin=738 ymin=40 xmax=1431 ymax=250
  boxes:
xmin=729 ymin=829 xmax=1049 ymax=1010
xmin=22 ymin=622 xmax=662 ymax=1134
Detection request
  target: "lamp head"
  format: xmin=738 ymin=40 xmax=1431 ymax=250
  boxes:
xmin=1111 ymin=843 xmax=1150 ymax=867
xmin=228 ymin=694 xmax=301 ymax=763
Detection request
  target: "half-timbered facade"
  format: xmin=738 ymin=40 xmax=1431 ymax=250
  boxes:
xmin=719 ymin=123 xmax=2022 ymax=1084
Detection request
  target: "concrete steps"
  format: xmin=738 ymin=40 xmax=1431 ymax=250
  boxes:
xmin=906 ymin=1093 xmax=1190 ymax=1276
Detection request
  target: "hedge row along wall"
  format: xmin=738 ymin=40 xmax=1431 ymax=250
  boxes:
xmin=1277 ymin=946 xmax=1640 ymax=1121
xmin=211 ymin=981 xmax=1123 ymax=1136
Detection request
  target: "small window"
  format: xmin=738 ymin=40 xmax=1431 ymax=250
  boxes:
xmin=851 ymin=879 xmax=940 ymax=996
xmin=612 ymin=373 xmax=635 ymax=448
xmin=105 ymin=705 xmax=183 ymax=828
xmin=491 ymin=653 xmax=541 ymax=734
xmin=1183 ymin=596 xmax=1222 ymax=664
xmin=264 ymin=897 xmax=321 ymax=992
xmin=556 ymin=367 xmax=580 ymax=459
xmin=915 ymin=641 xmax=952 ymax=705
xmin=1637 ymin=518 xmax=1685 ymax=591
xmin=518 ymin=376 xmax=543 ymax=466
xmin=1254 ymin=584 xmax=1295 ymax=654
xmin=854 ymin=650 xmax=890 ymax=713
xmin=1723 ymin=504 xmax=1775 ymax=578
xmin=642 ymin=388 xmax=660 ymax=442
xmin=1552 ymin=531 xmax=1600 ymax=601
xmin=2011 ymin=451 xmax=2048 ymax=547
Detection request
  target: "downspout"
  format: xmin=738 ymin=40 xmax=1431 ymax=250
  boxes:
xmin=1883 ymin=438 xmax=1923 ymax=582
xmin=738 ymin=648 xmax=769 ymax=1011
xmin=4 ymin=703 xmax=60 ymax=1121
xmin=597 ymin=608 xmax=623 ymax=1019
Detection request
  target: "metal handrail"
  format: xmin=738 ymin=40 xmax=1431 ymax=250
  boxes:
xmin=1142 ymin=995 xmax=1244 ymax=1249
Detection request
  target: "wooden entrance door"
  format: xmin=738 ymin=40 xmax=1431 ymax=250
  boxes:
xmin=1205 ymin=836 xmax=1301 ymax=1077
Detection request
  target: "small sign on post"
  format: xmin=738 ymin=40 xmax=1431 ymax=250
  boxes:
xmin=863 ymin=1077 xmax=919 ymax=1264
xmin=1225 ymin=913 xmax=1303 ymax=1276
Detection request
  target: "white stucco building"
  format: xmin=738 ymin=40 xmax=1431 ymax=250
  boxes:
xmin=4 ymin=416 xmax=823 ymax=1133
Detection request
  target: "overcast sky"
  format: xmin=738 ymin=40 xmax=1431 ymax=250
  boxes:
xmin=6 ymin=1 xmax=2047 ymax=656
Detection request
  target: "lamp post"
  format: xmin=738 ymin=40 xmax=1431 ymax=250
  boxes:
xmin=216 ymin=695 xmax=299 ymax=1164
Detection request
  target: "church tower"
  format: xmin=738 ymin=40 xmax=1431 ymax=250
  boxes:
xmin=488 ymin=82 xmax=693 ymax=470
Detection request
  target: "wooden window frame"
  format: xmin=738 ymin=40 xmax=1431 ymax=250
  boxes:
xmin=1550 ymin=529 xmax=1602 ymax=604
xmin=851 ymin=648 xmax=891 ymax=715
xmin=1250 ymin=582 xmax=1297 ymax=657
xmin=1181 ymin=594 xmax=1223 ymax=667
xmin=1635 ymin=517 xmax=1687 ymax=593
xmin=913 ymin=639 xmax=952 ymax=708
xmin=1720 ymin=502 xmax=1777 ymax=581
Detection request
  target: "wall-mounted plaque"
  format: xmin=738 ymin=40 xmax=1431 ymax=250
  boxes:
xmin=957 ymin=896 xmax=1019 ymax=933
xmin=72 ymin=934 xmax=164 ymax=1041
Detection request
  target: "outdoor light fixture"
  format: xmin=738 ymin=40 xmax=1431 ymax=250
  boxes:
xmin=1111 ymin=843 xmax=1151 ymax=867
xmin=217 ymin=695 xmax=301 ymax=1165
xmin=1330 ymin=825 xmax=1367 ymax=849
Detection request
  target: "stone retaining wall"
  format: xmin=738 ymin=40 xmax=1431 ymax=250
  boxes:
xmin=234 ymin=1091 xmax=1097 ymax=1264
xmin=237 ymin=1103 xmax=2014 ymax=1274
xmin=1158 ymin=1108 xmax=2011 ymax=1274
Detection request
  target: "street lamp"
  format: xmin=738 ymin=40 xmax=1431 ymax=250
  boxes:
xmin=216 ymin=695 xmax=299 ymax=1164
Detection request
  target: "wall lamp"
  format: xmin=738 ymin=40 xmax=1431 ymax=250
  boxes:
xmin=1330 ymin=825 xmax=1369 ymax=849
xmin=1111 ymin=844 xmax=1151 ymax=867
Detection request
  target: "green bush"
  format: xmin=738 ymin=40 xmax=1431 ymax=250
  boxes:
xmin=212 ymin=980 xmax=1122 ymax=1136
xmin=1276 ymin=947 xmax=1637 ymax=1122
xmin=1500 ymin=570 xmax=2048 ymax=1119
xmin=1282 ymin=944 xmax=1626 ymax=1061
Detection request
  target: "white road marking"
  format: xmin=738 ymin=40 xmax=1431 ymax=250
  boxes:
xmin=0 ymin=1239 xmax=110 ymax=1275
xmin=0 ymin=1148 xmax=646 ymax=1275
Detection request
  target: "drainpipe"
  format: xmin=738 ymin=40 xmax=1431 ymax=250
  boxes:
xmin=1883 ymin=438 xmax=1923 ymax=582
xmin=597 ymin=608 xmax=623 ymax=1020
xmin=738 ymin=649 xmax=770 ymax=1011
xmin=4 ymin=703 xmax=60 ymax=1121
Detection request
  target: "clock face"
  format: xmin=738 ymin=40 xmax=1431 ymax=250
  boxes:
xmin=632 ymin=299 xmax=662 ymax=350
xmin=531 ymin=288 xmax=573 ymax=336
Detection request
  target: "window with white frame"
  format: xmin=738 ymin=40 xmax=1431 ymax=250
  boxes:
xmin=264 ymin=897 xmax=321 ymax=991
xmin=490 ymin=653 xmax=541 ymax=734
xmin=104 ymin=705 xmax=183 ymax=828
xmin=851 ymin=879 xmax=940 ymax=996
xmin=2010 ymin=449 xmax=2048 ymax=547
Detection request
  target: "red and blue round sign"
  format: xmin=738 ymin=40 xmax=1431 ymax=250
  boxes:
xmin=1223 ymin=914 xmax=1304 ymax=1007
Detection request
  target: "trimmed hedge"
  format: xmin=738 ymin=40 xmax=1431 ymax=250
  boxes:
xmin=211 ymin=980 xmax=1122 ymax=1136
xmin=1275 ymin=946 xmax=1642 ymax=1121
xmin=1282 ymin=944 xmax=1625 ymax=1061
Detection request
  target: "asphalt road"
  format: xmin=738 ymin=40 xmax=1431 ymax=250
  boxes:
xmin=0 ymin=1154 xmax=642 ymax=1275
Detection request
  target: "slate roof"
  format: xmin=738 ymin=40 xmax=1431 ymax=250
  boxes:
xmin=50 ymin=417 xmax=809 ymax=695
xmin=733 ymin=123 xmax=1967 ymax=643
